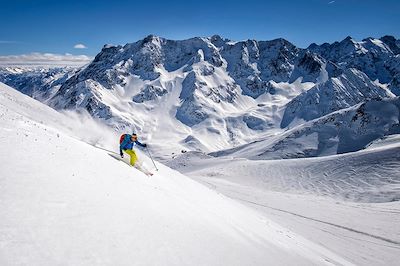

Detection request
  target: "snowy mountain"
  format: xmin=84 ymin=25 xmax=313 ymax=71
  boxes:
xmin=0 ymin=82 xmax=355 ymax=265
xmin=0 ymin=66 xmax=78 ymax=101
xmin=48 ymin=35 xmax=334 ymax=118
xmin=281 ymin=68 xmax=394 ymax=128
xmin=211 ymin=97 xmax=400 ymax=159
xmin=308 ymin=36 xmax=400 ymax=95
xmin=1 ymin=35 xmax=399 ymax=160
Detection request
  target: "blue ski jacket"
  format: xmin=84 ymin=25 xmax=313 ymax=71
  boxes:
xmin=120 ymin=134 xmax=146 ymax=155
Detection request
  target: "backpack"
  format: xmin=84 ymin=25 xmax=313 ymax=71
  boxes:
xmin=119 ymin=134 xmax=127 ymax=144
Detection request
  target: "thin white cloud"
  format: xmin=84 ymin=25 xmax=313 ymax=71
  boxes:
xmin=0 ymin=52 xmax=93 ymax=67
xmin=0 ymin=41 xmax=19 ymax=44
xmin=328 ymin=0 xmax=335 ymax=4
xmin=74 ymin=43 xmax=87 ymax=49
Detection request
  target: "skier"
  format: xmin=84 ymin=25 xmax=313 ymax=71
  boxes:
xmin=119 ymin=133 xmax=147 ymax=167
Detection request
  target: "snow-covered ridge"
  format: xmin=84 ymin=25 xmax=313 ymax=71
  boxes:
xmin=0 ymin=66 xmax=78 ymax=102
xmin=281 ymin=68 xmax=394 ymax=128
xmin=308 ymin=36 xmax=400 ymax=94
xmin=1 ymin=34 xmax=399 ymax=159
xmin=211 ymin=97 xmax=400 ymax=159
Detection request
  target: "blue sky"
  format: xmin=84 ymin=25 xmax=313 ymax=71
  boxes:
xmin=0 ymin=0 xmax=399 ymax=56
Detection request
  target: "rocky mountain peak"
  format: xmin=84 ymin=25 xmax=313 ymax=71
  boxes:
xmin=380 ymin=35 xmax=400 ymax=55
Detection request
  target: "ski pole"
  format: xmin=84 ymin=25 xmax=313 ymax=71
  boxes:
xmin=146 ymin=146 xmax=158 ymax=171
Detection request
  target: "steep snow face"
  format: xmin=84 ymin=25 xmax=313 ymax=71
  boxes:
xmin=281 ymin=68 xmax=394 ymax=127
xmin=212 ymin=97 xmax=400 ymax=159
xmin=176 ymin=64 xmax=239 ymax=126
xmin=0 ymin=82 xmax=353 ymax=266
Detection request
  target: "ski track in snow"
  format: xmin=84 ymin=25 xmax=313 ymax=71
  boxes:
xmin=182 ymin=176 xmax=400 ymax=265
xmin=231 ymin=197 xmax=400 ymax=246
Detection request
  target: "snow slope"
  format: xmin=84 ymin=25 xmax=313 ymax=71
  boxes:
xmin=168 ymin=142 xmax=400 ymax=265
xmin=170 ymin=141 xmax=400 ymax=203
xmin=0 ymin=82 xmax=354 ymax=265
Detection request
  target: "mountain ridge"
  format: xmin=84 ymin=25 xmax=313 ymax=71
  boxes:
xmin=1 ymin=34 xmax=399 ymax=159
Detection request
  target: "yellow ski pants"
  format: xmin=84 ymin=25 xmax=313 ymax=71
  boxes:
xmin=123 ymin=149 xmax=138 ymax=166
